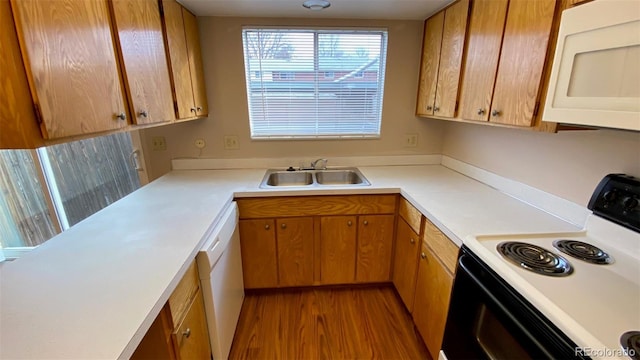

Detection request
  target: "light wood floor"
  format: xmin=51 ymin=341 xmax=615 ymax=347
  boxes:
xmin=229 ymin=286 xmax=431 ymax=360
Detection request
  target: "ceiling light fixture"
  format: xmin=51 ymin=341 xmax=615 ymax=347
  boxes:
xmin=302 ymin=0 xmax=331 ymax=11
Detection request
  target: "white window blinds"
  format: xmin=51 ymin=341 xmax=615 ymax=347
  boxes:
xmin=242 ymin=28 xmax=388 ymax=139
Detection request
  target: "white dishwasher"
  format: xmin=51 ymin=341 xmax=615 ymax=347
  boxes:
xmin=196 ymin=201 xmax=245 ymax=360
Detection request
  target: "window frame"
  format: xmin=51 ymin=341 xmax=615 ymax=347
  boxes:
xmin=241 ymin=26 xmax=389 ymax=140
xmin=0 ymin=132 xmax=147 ymax=260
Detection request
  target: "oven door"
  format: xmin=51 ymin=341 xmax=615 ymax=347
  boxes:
xmin=441 ymin=246 xmax=586 ymax=360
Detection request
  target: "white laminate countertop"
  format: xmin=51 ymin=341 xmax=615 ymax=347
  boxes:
xmin=0 ymin=164 xmax=582 ymax=359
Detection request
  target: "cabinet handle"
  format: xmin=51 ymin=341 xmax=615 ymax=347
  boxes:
xmin=115 ymin=113 xmax=126 ymax=121
xmin=477 ymin=109 xmax=485 ymax=115
xmin=182 ymin=328 xmax=191 ymax=338
xmin=491 ymin=110 xmax=501 ymax=117
xmin=264 ymin=224 xmax=270 ymax=230
xmin=426 ymin=105 xmax=433 ymax=111
xmin=138 ymin=110 xmax=148 ymax=118
xmin=347 ymin=220 xmax=352 ymax=227
xmin=410 ymin=238 xmax=415 ymax=244
xmin=433 ymin=106 xmax=440 ymax=112
xmin=197 ymin=106 xmax=203 ymax=111
xmin=190 ymin=107 xmax=197 ymax=113
xmin=281 ymin=223 xmax=287 ymax=229
xmin=363 ymin=220 xmax=368 ymax=226
xmin=420 ymin=252 xmax=426 ymax=260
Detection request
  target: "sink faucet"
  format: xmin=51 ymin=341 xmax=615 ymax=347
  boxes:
xmin=311 ymin=158 xmax=328 ymax=170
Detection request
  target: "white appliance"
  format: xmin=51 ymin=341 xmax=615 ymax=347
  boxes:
xmin=543 ymin=0 xmax=640 ymax=131
xmin=197 ymin=202 xmax=245 ymax=360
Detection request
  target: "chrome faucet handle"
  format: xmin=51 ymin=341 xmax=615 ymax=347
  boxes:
xmin=311 ymin=158 xmax=328 ymax=170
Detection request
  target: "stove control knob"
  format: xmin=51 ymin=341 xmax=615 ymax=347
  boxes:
xmin=603 ymin=190 xmax=617 ymax=202
xmin=622 ymin=196 xmax=638 ymax=210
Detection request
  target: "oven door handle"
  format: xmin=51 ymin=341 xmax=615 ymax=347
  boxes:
xmin=457 ymin=255 xmax=559 ymax=359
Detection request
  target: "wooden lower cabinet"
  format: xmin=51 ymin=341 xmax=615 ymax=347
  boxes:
xmin=239 ymin=219 xmax=278 ymax=289
xmin=319 ymin=216 xmax=357 ymax=284
xmin=356 ymin=215 xmax=394 ymax=282
xmin=172 ymin=291 xmax=211 ymax=360
xmin=412 ymin=242 xmax=455 ymax=360
xmin=238 ymin=195 xmax=397 ymax=288
xmin=392 ymin=217 xmax=421 ymax=311
xmin=276 ymin=217 xmax=314 ymax=287
xmin=132 ymin=261 xmax=211 ymax=360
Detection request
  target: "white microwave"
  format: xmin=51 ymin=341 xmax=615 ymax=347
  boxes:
xmin=543 ymin=0 xmax=640 ymax=131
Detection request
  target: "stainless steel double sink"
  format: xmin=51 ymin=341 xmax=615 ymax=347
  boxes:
xmin=259 ymin=167 xmax=370 ymax=188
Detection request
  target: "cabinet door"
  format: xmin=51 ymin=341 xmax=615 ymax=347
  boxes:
xmin=356 ymin=215 xmax=394 ymax=283
xmin=111 ymin=0 xmax=175 ymax=125
xmin=319 ymin=216 xmax=357 ymax=284
xmin=433 ymin=0 xmax=470 ymax=118
xmin=161 ymin=0 xmax=195 ymax=119
xmin=392 ymin=218 xmax=420 ymax=312
xmin=0 ymin=0 xmax=42 ymax=149
xmin=11 ymin=0 xmax=129 ymax=139
xmin=416 ymin=12 xmax=444 ymax=116
xmin=276 ymin=217 xmax=313 ymax=287
xmin=413 ymin=243 xmax=454 ymax=360
xmin=182 ymin=8 xmax=208 ymax=117
xmin=239 ymin=219 xmax=278 ymax=288
xmin=489 ymin=0 xmax=556 ymax=126
xmin=457 ymin=0 xmax=508 ymax=122
xmin=131 ymin=305 xmax=176 ymax=360
xmin=172 ymin=290 xmax=212 ymax=360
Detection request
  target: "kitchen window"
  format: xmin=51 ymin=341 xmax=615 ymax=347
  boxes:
xmin=242 ymin=28 xmax=388 ymax=139
xmin=0 ymin=132 xmax=142 ymax=259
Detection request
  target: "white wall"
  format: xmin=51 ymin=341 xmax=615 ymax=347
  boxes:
xmin=441 ymin=121 xmax=640 ymax=206
xmin=140 ymin=16 xmax=444 ymax=180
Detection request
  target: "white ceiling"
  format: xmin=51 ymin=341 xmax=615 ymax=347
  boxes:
xmin=178 ymin=0 xmax=454 ymax=20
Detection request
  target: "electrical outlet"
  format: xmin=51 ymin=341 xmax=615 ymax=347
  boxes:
xmin=151 ymin=136 xmax=166 ymax=151
xmin=224 ymin=135 xmax=239 ymax=150
xmin=194 ymin=139 xmax=206 ymax=149
xmin=404 ymin=134 xmax=418 ymax=147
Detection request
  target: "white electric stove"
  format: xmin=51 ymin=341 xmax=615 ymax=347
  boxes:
xmin=445 ymin=174 xmax=640 ymax=360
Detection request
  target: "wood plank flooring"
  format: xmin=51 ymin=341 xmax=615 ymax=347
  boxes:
xmin=229 ymin=286 xmax=431 ymax=360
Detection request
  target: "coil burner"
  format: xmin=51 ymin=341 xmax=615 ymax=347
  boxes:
xmin=497 ymin=242 xmax=573 ymax=277
xmin=620 ymin=331 xmax=640 ymax=360
xmin=552 ymin=240 xmax=613 ymax=264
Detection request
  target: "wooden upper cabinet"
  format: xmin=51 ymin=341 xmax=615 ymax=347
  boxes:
xmin=457 ymin=0 xmax=509 ymax=122
xmin=11 ymin=0 xmax=129 ymax=139
xmin=0 ymin=0 xmax=42 ymax=149
xmin=489 ymin=0 xmax=556 ymax=126
xmin=161 ymin=0 xmax=208 ymax=119
xmin=416 ymin=0 xmax=470 ymax=118
xmin=434 ymin=0 xmax=470 ymax=118
xmin=416 ymin=11 xmax=444 ymax=116
xmin=182 ymin=8 xmax=208 ymax=117
xmin=110 ymin=0 xmax=175 ymax=125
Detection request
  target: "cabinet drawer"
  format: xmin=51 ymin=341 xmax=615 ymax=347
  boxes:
xmin=171 ymin=290 xmax=211 ymax=359
xmin=237 ymin=195 xmax=397 ymax=218
xmin=423 ymin=219 xmax=459 ymax=274
xmin=399 ymin=197 xmax=423 ymax=234
xmin=168 ymin=261 xmax=199 ymax=328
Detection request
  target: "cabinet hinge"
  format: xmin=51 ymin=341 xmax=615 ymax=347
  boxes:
xmin=33 ymin=103 xmax=43 ymax=124
xmin=533 ymin=102 xmax=540 ymax=117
